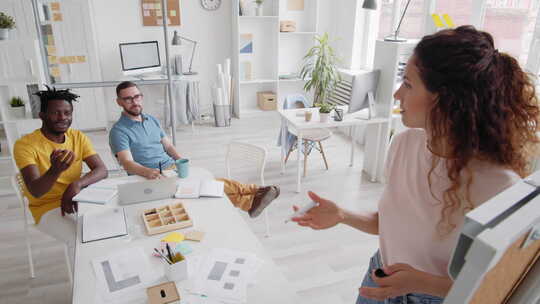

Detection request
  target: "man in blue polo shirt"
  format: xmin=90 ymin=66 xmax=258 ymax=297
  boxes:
xmin=109 ymin=81 xmax=279 ymax=218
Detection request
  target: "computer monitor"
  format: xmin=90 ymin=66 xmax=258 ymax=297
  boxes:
xmin=119 ymin=41 xmax=161 ymax=76
xmin=348 ymin=69 xmax=380 ymax=114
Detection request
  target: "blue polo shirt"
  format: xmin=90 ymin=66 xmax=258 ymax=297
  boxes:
xmin=109 ymin=113 xmax=175 ymax=169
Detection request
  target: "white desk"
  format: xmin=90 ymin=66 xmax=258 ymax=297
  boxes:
xmin=278 ymin=108 xmax=389 ymax=192
xmin=72 ymin=167 xmax=298 ymax=304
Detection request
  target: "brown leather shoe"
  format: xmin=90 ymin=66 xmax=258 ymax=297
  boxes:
xmin=248 ymin=186 xmax=280 ymax=218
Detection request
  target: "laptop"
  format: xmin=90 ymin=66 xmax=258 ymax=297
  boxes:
xmin=118 ymin=177 xmax=177 ymax=205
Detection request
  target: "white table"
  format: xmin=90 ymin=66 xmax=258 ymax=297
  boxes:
xmin=278 ymin=108 xmax=389 ymax=192
xmin=72 ymin=167 xmax=298 ymax=304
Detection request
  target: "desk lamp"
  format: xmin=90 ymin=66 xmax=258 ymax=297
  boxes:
xmin=172 ymin=30 xmax=198 ymax=75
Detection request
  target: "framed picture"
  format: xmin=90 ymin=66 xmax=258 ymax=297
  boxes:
xmin=239 ymin=61 xmax=252 ymax=81
xmin=239 ymin=33 xmax=253 ymax=54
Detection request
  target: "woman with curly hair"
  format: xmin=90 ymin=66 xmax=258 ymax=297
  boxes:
xmin=292 ymin=25 xmax=540 ymax=303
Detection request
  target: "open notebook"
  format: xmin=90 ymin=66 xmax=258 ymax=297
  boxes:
xmin=175 ymin=179 xmax=224 ymax=199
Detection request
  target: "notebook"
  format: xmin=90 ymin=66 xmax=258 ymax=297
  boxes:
xmin=73 ymin=187 xmax=118 ymax=205
xmin=175 ymin=180 xmax=224 ymax=199
xmin=82 ymin=207 xmax=128 ymax=243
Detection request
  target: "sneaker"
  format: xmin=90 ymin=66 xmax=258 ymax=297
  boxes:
xmin=248 ymin=186 xmax=280 ymax=218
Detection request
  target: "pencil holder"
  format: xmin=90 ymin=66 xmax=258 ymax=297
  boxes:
xmin=164 ymin=256 xmax=188 ymax=282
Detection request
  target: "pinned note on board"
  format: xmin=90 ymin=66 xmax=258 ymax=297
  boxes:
xmin=442 ymin=14 xmax=455 ymax=28
xmin=161 ymin=232 xmax=185 ymax=243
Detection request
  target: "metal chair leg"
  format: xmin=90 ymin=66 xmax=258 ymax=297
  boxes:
xmin=64 ymin=245 xmax=73 ymax=286
xmin=319 ymin=141 xmax=329 ymax=170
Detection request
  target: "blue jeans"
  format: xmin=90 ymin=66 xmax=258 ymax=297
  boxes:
xmin=355 ymin=251 xmax=444 ymax=304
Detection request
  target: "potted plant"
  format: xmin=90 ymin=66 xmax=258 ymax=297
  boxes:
xmin=0 ymin=12 xmax=15 ymax=40
xmin=9 ymin=96 xmax=25 ymax=119
xmin=254 ymin=0 xmax=264 ymax=16
xmin=315 ymin=102 xmax=334 ymax=123
xmin=300 ymin=33 xmax=342 ymax=121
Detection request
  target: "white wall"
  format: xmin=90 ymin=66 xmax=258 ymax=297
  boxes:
xmin=90 ymin=0 xmax=232 ymax=122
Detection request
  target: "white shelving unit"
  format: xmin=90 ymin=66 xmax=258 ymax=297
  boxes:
xmin=363 ymin=39 xmax=417 ymax=181
xmin=232 ymin=0 xmax=319 ymax=117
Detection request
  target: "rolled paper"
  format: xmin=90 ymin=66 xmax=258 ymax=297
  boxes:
xmin=224 ymin=58 xmax=231 ymax=77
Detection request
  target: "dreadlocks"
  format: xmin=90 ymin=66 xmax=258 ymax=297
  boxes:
xmin=35 ymin=85 xmax=79 ymax=113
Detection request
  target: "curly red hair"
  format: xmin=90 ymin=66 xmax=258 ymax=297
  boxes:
xmin=413 ymin=26 xmax=540 ymax=234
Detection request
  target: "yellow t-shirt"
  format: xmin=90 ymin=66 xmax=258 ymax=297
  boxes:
xmin=14 ymin=128 xmax=97 ymax=224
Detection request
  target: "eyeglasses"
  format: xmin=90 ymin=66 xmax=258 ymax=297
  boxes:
xmin=119 ymin=93 xmax=144 ymax=104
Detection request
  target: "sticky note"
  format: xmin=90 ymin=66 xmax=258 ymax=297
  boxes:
xmin=161 ymin=232 xmax=184 ymax=243
xmin=50 ymin=67 xmax=60 ymax=77
xmin=156 ymin=9 xmax=162 ymax=17
xmin=53 ymin=13 xmax=62 ymax=21
xmin=185 ymin=230 xmax=205 ymax=242
xmin=50 ymin=2 xmax=60 ymax=11
xmin=155 ymin=3 xmax=162 ymax=10
xmin=175 ymin=242 xmax=192 ymax=255
xmin=46 ymin=46 xmax=56 ymax=55
xmin=76 ymin=55 xmax=86 ymax=63
xmin=442 ymin=14 xmax=455 ymax=28
xmin=170 ymin=10 xmax=177 ymax=17
xmin=144 ymin=10 xmax=150 ymax=17
xmin=48 ymin=56 xmax=57 ymax=64
xmin=59 ymin=56 xmax=68 ymax=64
xmin=431 ymin=14 xmax=444 ymax=28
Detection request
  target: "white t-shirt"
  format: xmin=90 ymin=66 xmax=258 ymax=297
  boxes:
xmin=378 ymin=129 xmax=519 ymax=277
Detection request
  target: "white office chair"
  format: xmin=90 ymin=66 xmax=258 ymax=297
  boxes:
xmin=11 ymin=174 xmax=73 ymax=284
xmin=225 ymin=142 xmax=271 ymax=237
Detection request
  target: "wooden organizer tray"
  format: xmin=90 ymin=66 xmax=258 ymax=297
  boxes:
xmin=142 ymin=201 xmax=193 ymax=235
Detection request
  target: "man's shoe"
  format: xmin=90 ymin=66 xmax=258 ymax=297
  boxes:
xmin=248 ymin=186 xmax=280 ymax=218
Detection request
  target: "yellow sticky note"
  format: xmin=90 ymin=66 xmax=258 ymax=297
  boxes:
xmin=46 ymin=46 xmax=56 ymax=55
xmin=48 ymin=56 xmax=58 ymax=64
xmin=59 ymin=56 xmax=69 ymax=64
xmin=50 ymin=67 xmax=61 ymax=77
xmin=76 ymin=55 xmax=86 ymax=63
xmin=431 ymin=14 xmax=445 ymax=28
xmin=170 ymin=10 xmax=177 ymax=17
xmin=69 ymin=56 xmax=77 ymax=63
xmin=53 ymin=13 xmax=63 ymax=22
xmin=50 ymin=2 xmax=60 ymax=11
xmin=161 ymin=232 xmax=185 ymax=243
xmin=442 ymin=14 xmax=455 ymax=28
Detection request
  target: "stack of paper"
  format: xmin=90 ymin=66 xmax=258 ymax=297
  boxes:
xmin=82 ymin=207 xmax=128 ymax=243
xmin=92 ymin=247 xmax=160 ymax=303
xmin=187 ymin=248 xmax=264 ymax=303
xmin=73 ymin=187 xmax=117 ymax=205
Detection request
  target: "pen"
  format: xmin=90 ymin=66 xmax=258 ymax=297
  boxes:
xmin=154 ymin=248 xmax=172 ymax=264
xmin=166 ymin=243 xmax=173 ymax=263
xmin=285 ymin=201 xmax=318 ymax=223
xmin=159 ymin=161 xmax=162 ymax=175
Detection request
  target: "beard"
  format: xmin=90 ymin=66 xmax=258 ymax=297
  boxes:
xmin=124 ymin=105 xmax=142 ymax=117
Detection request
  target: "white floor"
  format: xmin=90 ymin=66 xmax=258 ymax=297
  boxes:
xmin=0 ymin=111 xmax=384 ymax=304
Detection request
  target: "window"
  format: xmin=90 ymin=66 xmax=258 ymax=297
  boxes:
xmin=377 ymin=0 xmax=427 ymax=40
xmin=483 ymin=0 xmax=540 ymax=65
xmin=435 ymin=0 xmax=474 ymax=27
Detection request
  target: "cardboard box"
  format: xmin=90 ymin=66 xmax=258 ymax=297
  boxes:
xmin=280 ymin=20 xmax=296 ymax=32
xmin=257 ymin=91 xmax=277 ymax=111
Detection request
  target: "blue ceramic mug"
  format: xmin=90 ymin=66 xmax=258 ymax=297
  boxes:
xmin=176 ymin=159 xmax=189 ymax=178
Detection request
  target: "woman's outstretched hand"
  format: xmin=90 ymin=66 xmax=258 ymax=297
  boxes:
xmin=291 ymin=191 xmax=344 ymax=230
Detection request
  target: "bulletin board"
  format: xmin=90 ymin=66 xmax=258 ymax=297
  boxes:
xmin=141 ymin=0 xmax=181 ymax=26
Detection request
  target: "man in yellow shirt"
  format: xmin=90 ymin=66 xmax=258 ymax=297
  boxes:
xmin=14 ymin=86 xmax=108 ymax=266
